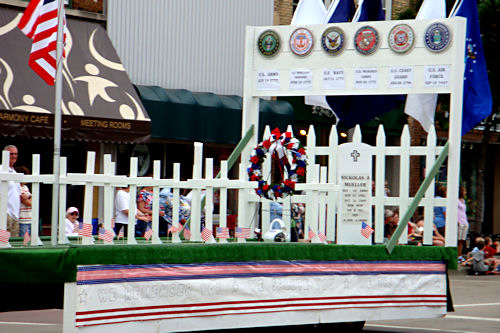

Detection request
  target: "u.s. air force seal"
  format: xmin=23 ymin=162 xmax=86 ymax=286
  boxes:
xmin=257 ymin=30 xmax=280 ymax=57
xmin=289 ymin=28 xmax=314 ymax=56
xmin=424 ymin=23 xmax=451 ymax=53
xmin=354 ymin=26 xmax=379 ymax=55
xmin=388 ymin=24 xmax=414 ymax=54
xmin=321 ymin=27 xmax=345 ymax=55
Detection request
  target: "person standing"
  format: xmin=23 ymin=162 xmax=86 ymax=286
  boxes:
xmin=15 ymin=166 xmax=32 ymax=236
xmin=457 ymin=186 xmax=469 ymax=261
xmin=433 ymin=185 xmax=447 ymax=236
xmin=115 ymin=185 xmax=150 ymax=237
xmin=3 ymin=145 xmax=21 ymax=237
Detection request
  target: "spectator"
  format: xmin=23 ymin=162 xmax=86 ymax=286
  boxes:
xmin=415 ymin=219 xmax=445 ymax=246
xmin=434 ymin=185 xmax=447 ymax=235
xmin=468 ymin=237 xmax=500 ymax=274
xmin=159 ymin=187 xmax=191 ymax=235
xmin=3 ymin=145 xmax=21 ymax=237
xmin=457 ymin=186 xmax=469 ymax=261
xmin=15 ymin=166 xmax=32 ymax=237
xmin=484 ymin=236 xmax=497 ymax=259
xmin=114 ymin=185 xmax=150 ymax=237
xmin=65 ymin=207 xmax=80 ymax=236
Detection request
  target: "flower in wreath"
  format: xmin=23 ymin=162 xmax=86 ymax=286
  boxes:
xmin=248 ymin=128 xmax=307 ymax=200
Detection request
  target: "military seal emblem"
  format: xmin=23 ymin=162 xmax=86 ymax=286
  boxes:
xmin=388 ymin=24 xmax=414 ymax=53
xmin=424 ymin=23 xmax=451 ymax=53
xmin=321 ymin=27 xmax=345 ymax=55
xmin=257 ymin=30 xmax=281 ymax=57
xmin=354 ymin=26 xmax=379 ymax=55
xmin=289 ymin=27 xmax=314 ymax=56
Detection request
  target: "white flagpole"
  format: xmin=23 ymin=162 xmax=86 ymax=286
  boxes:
xmin=51 ymin=0 xmax=65 ymax=245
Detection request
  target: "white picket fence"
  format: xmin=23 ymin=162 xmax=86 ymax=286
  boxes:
xmin=0 ymin=124 xmax=454 ymax=247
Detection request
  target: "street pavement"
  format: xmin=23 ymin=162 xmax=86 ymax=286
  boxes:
xmin=0 ymin=266 xmax=499 ymax=333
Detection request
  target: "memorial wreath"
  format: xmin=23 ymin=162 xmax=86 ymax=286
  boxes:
xmin=248 ymin=128 xmax=307 ymax=200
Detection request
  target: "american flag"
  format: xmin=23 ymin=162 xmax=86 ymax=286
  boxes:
xmin=216 ymin=227 xmax=230 ymax=239
xmin=308 ymin=228 xmax=316 ymax=240
xmin=235 ymin=227 xmax=251 ymax=239
xmin=18 ymin=0 xmax=66 ymax=85
xmin=0 ymin=229 xmax=11 ymax=243
xmin=79 ymin=222 xmax=93 ymax=237
xmin=361 ymin=222 xmax=374 ymax=239
xmin=168 ymin=224 xmax=182 ymax=235
xmin=201 ymin=227 xmax=213 ymax=242
xmin=318 ymin=231 xmax=327 ymax=243
xmin=72 ymin=221 xmax=80 ymax=234
xmin=144 ymin=226 xmax=153 ymax=241
xmin=183 ymin=227 xmax=191 ymax=240
xmin=98 ymin=227 xmax=115 ymax=243
xmin=23 ymin=231 xmax=31 ymax=246
xmin=117 ymin=226 xmax=124 ymax=240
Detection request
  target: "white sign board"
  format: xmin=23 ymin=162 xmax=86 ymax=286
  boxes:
xmin=337 ymin=142 xmax=372 ymax=245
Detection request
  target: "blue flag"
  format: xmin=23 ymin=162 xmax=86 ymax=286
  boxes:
xmin=325 ymin=0 xmax=356 ymax=23
xmin=452 ymin=0 xmax=492 ymax=134
xmin=326 ymin=0 xmax=405 ymax=128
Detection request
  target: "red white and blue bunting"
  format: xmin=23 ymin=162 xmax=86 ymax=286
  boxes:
xmin=248 ymin=128 xmax=307 ymax=200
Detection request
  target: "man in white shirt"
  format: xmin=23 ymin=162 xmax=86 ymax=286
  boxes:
xmin=4 ymin=145 xmax=21 ymax=237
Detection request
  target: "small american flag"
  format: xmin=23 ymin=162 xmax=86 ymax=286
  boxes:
xmin=72 ymin=221 xmax=80 ymax=234
xmin=216 ymin=227 xmax=230 ymax=239
xmin=235 ymin=227 xmax=251 ymax=239
xmin=168 ymin=224 xmax=181 ymax=234
xmin=79 ymin=223 xmax=93 ymax=237
xmin=144 ymin=226 xmax=153 ymax=241
xmin=117 ymin=226 xmax=124 ymax=240
xmin=23 ymin=231 xmax=31 ymax=246
xmin=183 ymin=227 xmax=191 ymax=240
xmin=308 ymin=228 xmax=316 ymax=240
xmin=201 ymin=227 xmax=213 ymax=242
xmin=318 ymin=231 xmax=327 ymax=243
xmin=0 ymin=229 xmax=11 ymax=243
xmin=361 ymin=222 xmax=374 ymax=239
xmin=98 ymin=228 xmax=115 ymax=243
xmin=17 ymin=0 xmax=66 ymax=85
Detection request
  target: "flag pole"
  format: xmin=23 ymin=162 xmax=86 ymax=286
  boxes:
xmin=51 ymin=0 xmax=65 ymax=245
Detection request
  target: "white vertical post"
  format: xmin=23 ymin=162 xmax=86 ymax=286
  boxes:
xmin=102 ymin=155 xmax=114 ymax=244
xmin=172 ymin=163 xmax=182 ymax=243
xmin=423 ymin=127 xmax=437 ymax=245
xmin=62 ymin=282 xmax=76 ymax=333
xmin=127 ymin=157 xmax=138 ymax=244
xmin=205 ymin=158 xmax=216 ymax=241
xmin=0 ymin=151 xmax=12 ymax=248
xmin=151 ymin=160 xmax=162 ymax=244
xmin=58 ymin=157 xmax=68 ymax=244
xmin=374 ymin=125 xmax=386 ymax=244
xmin=261 ymin=126 xmax=271 ymax=234
xmin=190 ymin=142 xmax=203 ymax=242
xmin=82 ymin=152 xmax=95 ymax=245
xmin=30 ymin=154 xmax=43 ymax=246
xmin=219 ymin=161 xmax=229 ymax=238
xmin=398 ymin=125 xmax=410 ymax=244
xmin=326 ymin=125 xmax=338 ymax=242
xmin=319 ymin=166 xmax=328 ymax=239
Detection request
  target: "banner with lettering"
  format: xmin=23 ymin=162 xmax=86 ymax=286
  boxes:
xmin=71 ymin=260 xmax=447 ymax=332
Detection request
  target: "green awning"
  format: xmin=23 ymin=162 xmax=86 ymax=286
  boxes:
xmin=135 ymin=85 xmax=294 ymax=144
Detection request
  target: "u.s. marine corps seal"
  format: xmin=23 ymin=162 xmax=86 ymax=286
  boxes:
xmin=289 ymin=27 xmax=314 ymax=56
xmin=354 ymin=26 xmax=379 ymax=55
xmin=424 ymin=23 xmax=451 ymax=53
xmin=321 ymin=26 xmax=345 ymax=55
xmin=388 ymin=24 xmax=414 ymax=54
xmin=257 ymin=30 xmax=281 ymax=57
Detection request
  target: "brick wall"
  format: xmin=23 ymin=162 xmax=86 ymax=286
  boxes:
xmin=274 ymin=0 xmax=294 ymax=25
xmin=70 ymin=0 xmax=103 ymax=13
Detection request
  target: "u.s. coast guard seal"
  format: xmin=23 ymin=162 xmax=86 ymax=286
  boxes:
xmin=289 ymin=27 xmax=314 ymax=56
xmin=354 ymin=26 xmax=379 ymax=55
xmin=321 ymin=27 xmax=345 ymax=55
xmin=257 ymin=30 xmax=280 ymax=57
xmin=424 ymin=23 xmax=451 ymax=53
xmin=388 ymin=24 xmax=414 ymax=53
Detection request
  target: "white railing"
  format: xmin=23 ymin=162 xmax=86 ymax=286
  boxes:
xmin=0 ymin=124 xmax=454 ymax=247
